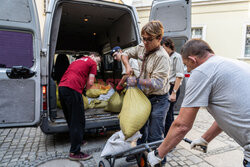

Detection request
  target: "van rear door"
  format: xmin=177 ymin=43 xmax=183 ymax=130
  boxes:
xmin=0 ymin=0 xmax=41 ymax=127
xmin=150 ymin=0 xmax=191 ymax=114
xmin=150 ymin=0 xmax=191 ymax=52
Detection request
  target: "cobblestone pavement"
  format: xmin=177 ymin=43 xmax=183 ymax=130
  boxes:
xmin=0 ymin=108 xmax=244 ymax=167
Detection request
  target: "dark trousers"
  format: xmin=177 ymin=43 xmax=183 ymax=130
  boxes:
xmin=137 ymin=93 xmax=169 ymax=145
xmin=59 ymin=86 xmax=85 ymax=154
xmin=164 ymin=84 xmax=180 ymax=136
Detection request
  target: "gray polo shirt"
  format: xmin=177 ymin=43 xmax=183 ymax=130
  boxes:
xmin=169 ymin=52 xmax=184 ymax=84
xmin=182 ymin=56 xmax=250 ymax=161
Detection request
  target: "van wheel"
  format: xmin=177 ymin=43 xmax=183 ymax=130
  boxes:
xmin=99 ymin=159 xmax=110 ymax=167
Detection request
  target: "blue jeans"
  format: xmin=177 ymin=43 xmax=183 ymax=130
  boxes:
xmin=244 ymin=159 xmax=250 ymax=167
xmin=137 ymin=93 xmax=170 ymax=145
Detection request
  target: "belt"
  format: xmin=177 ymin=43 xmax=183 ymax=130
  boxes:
xmin=244 ymin=159 xmax=249 ymax=167
xmin=147 ymin=93 xmax=167 ymax=99
xmin=170 ymin=82 xmax=175 ymax=85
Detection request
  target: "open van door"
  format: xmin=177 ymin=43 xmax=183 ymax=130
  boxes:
xmin=0 ymin=0 xmax=41 ymax=127
xmin=150 ymin=0 xmax=191 ymax=114
xmin=150 ymin=0 xmax=191 ymax=52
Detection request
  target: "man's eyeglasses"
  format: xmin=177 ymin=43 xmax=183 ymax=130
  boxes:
xmin=141 ymin=37 xmax=155 ymax=42
xmin=113 ymin=52 xmax=119 ymax=59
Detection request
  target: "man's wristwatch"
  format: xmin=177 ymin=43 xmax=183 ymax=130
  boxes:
xmin=154 ymin=149 xmax=162 ymax=159
xmin=172 ymin=89 xmax=177 ymax=93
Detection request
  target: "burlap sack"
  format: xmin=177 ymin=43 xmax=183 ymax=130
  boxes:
xmin=105 ymin=92 xmax=124 ymax=113
xmin=119 ymin=87 xmax=151 ymax=139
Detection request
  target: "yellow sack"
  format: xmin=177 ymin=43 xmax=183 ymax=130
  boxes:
xmin=88 ymin=99 xmax=108 ymax=109
xmin=119 ymin=87 xmax=151 ymax=139
xmin=86 ymin=83 xmax=111 ymax=98
xmin=82 ymin=95 xmax=89 ymax=110
xmin=56 ymin=87 xmax=62 ymax=109
xmin=105 ymin=92 xmax=124 ymax=113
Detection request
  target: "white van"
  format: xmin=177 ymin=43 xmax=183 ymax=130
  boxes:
xmin=0 ymin=0 xmax=190 ymax=133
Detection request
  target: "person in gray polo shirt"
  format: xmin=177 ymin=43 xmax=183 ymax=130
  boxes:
xmin=161 ymin=37 xmax=184 ymax=136
xmin=147 ymin=39 xmax=250 ymax=167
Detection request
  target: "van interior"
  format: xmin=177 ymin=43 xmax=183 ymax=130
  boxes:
xmin=48 ymin=1 xmax=139 ymax=125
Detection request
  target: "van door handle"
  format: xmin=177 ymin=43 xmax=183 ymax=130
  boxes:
xmin=6 ymin=66 xmax=36 ymax=79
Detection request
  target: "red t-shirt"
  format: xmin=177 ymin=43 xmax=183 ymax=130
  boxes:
xmin=59 ymin=57 xmax=97 ymax=94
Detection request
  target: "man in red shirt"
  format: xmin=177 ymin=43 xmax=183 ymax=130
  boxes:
xmin=59 ymin=52 xmax=101 ymax=161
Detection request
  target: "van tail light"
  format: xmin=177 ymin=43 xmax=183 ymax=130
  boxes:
xmin=42 ymin=85 xmax=47 ymax=110
xmin=185 ymin=74 xmax=190 ymax=78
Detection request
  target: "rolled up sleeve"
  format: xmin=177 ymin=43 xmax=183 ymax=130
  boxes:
xmin=123 ymin=45 xmax=139 ymax=59
xmin=175 ymin=56 xmax=184 ymax=78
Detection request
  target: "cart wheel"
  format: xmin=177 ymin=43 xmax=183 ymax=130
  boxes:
xmin=137 ymin=153 xmax=148 ymax=167
xmin=139 ymin=157 xmax=146 ymax=167
xmin=99 ymin=159 xmax=111 ymax=167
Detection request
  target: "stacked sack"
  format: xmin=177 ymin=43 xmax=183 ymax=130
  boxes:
xmin=105 ymin=91 xmax=124 ymax=113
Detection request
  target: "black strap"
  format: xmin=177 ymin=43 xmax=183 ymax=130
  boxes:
xmin=243 ymin=159 xmax=248 ymax=167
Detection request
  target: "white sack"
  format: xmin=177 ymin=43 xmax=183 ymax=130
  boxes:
xmin=101 ymin=130 xmax=141 ymax=157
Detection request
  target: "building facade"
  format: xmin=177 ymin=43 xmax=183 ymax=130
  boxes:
xmin=133 ymin=0 xmax=250 ymax=63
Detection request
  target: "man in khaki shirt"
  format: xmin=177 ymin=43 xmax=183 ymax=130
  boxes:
xmin=121 ymin=20 xmax=170 ymax=164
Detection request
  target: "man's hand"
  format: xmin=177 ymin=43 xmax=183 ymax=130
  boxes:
xmin=190 ymin=137 xmax=208 ymax=152
xmin=147 ymin=151 xmax=162 ymax=166
xmin=127 ymin=76 xmax=137 ymax=87
xmin=169 ymin=93 xmax=177 ymax=102
xmin=116 ymin=85 xmax=124 ymax=93
xmin=126 ymin=66 xmax=134 ymax=76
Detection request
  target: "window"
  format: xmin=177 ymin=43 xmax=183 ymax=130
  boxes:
xmin=244 ymin=25 xmax=250 ymax=57
xmin=191 ymin=27 xmax=203 ymax=39
xmin=0 ymin=30 xmax=33 ymax=68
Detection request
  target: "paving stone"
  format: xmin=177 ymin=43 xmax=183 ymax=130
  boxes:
xmin=169 ymin=161 xmax=178 ymax=166
xmin=185 ymin=160 xmax=194 ymax=165
xmin=187 ymin=155 xmax=203 ymax=163
xmin=177 ymin=149 xmax=192 ymax=156
xmin=197 ymin=162 xmax=213 ymax=167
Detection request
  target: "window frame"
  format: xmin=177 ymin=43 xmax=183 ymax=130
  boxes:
xmin=241 ymin=23 xmax=250 ymax=59
xmin=191 ymin=25 xmax=206 ymax=40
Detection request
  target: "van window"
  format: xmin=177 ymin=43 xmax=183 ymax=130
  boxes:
xmin=0 ymin=30 xmax=33 ymax=68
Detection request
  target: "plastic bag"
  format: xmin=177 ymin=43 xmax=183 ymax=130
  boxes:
xmin=101 ymin=130 xmax=141 ymax=157
xmin=105 ymin=91 xmax=124 ymax=113
xmin=119 ymin=87 xmax=151 ymax=139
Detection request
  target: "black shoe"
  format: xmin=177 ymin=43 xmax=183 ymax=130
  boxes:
xmin=126 ymin=155 xmax=136 ymax=162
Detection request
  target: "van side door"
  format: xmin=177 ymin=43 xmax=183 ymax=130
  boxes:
xmin=0 ymin=0 xmax=41 ymax=127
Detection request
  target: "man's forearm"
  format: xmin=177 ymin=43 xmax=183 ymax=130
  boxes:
xmin=121 ymin=55 xmax=131 ymax=74
xmin=173 ymin=77 xmax=182 ymax=92
xmin=202 ymin=121 xmax=222 ymax=143
xmin=157 ymin=107 xmax=199 ymax=158
xmin=86 ymin=74 xmax=95 ymax=89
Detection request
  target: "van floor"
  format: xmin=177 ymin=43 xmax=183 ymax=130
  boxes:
xmin=56 ymin=108 xmax=118 ymax=120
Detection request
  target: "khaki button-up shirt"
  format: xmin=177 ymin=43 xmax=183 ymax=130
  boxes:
xmin=123 ymin=43 xmax=170 ymax=96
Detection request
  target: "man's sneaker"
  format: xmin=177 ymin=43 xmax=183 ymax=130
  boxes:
xmin=69 ymin=152 xmax=92 ymax=161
